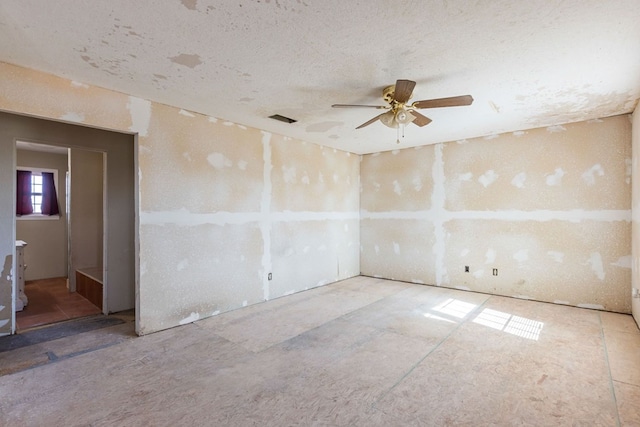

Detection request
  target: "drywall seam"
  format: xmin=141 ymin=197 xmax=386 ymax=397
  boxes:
xmin=432 ymin=144 xmax=447 ymax=285
xmin=260 ymin=131 xmax=272 ymax=301
xmin=127 ymin=96 xmax=151 ymax=137
xmin=140 ymin=210 xmax=359 ymax=226
xmin=360 ymin=209 xmax=631 ymax=222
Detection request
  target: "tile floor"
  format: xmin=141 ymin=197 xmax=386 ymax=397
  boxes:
xmin=1 ymin=276 xmax=640 ymax=425
xmin=16 ymin=277 xmax=102 ymax=331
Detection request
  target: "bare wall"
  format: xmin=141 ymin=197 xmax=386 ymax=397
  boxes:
xmin=16 ymin=149 xmax=68 ymax=280
xmin=0 ymin=61 xmax=360 ymax=335
xmin=361 ymin=116 xmax=632 ymax=313
xmin=69 ymin=148 xmax=104 ymax=291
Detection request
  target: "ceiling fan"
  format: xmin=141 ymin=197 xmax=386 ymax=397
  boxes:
xmin=332 ymin=79 xmax=473 ymax=134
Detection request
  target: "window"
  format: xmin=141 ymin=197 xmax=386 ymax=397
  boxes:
xmin=31 ymin=173 xmax=43 ymax=214
xmin=16 ymin=167 xmax=60 ymax=220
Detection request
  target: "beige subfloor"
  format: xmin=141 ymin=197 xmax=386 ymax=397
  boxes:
xmin=1 ymin=276 xmax=640 ymax=426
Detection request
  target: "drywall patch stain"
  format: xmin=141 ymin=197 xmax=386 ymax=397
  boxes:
xmin=547 ymin=251 xmax=564 ymax=263
xmin=511 ymin=172 xmax=527 ymax=188
xmin=545 ymin=168 xmax=565 ymax=186
xmin=513 ymin=249 xmax=529 ymax=263
xmin=179 ymin=312 xmax=200 ymax=325
xmin=547 ymin=125 xmax=567 ymax=133
xmin=208 ymin=117 xmax=218 ymax=123
xmin=207 ymin=153 xmax=233 ymax=169
xmin=301 ymin=171 xmax=310 ymax=185
xmin=169 ymin=53 xmax=202 ymax=68
xmin=60 ymin=112 xmax=85 ymax=123
xmin=473 ymin=269 xmax=484 ymax=278
xmin=460 ymin=249 xmax=470 ymax=257
xmin=393 ymin=180 xmax=402 ymax=195
xmin=179 ymin=109 xmax=195 ymax=117
xmin=625 ymin=158 xmax=632 ymax=184
xmin=183 ymin=152 xmax=192 ymax=162
xmin=282 ymin=166 xmax=297 ymax=183
xmin=413 ymin=176 xmax=423 ymax=191
xmin=181 ymin=0 xmax=198 ymax=10
xmin=512 ymin=131 xmax=526 ymax=137
xmin=478 ymin=170 xmax=498 ymax=187
xmin=71 ymin=81 xmax=89 ymax=89
xmin=611 ymin=255 xmax=632 ymax=269
xmin=485 ymin=248 xmax=496 ymax=264
xmin=237 ymin=160 xmax=248 ymax=170
xmin=459 ymin=172 xmax=473 ymax=181
xmin=586 ymin=252 xmax=605 ymax=280
xmin=582 ymin=164 xmax=604 ymax=186
xmin=393 ymin=242 xmax=400 ymax=254
xmin=127 ymin=96 xmax=151 ymax=137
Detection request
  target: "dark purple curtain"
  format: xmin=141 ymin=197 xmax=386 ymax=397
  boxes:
xmin=41 ymin=172 xmax=60 ymax=216
xmin=16 ymin=170 xmax=33 ymax=215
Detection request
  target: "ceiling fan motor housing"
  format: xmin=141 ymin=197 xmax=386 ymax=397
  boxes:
xmin=382 ymin=85 xmax=397 ymax=104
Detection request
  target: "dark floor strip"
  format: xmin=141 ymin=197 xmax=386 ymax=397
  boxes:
xmin=0 ymin=315 xmax=125 ymax=353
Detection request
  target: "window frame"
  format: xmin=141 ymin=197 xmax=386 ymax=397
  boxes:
xmin=16 ymin=166 xmax=61 ymax=221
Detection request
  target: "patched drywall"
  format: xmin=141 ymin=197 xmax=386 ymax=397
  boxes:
xmin=361 ymin=116 xmax=632 ymax=313
xmin=0 ymin=61 xmax=360 ymax=334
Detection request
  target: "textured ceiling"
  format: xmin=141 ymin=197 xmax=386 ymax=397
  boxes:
xmin=1 ymin=1 xmax=640 ymax=154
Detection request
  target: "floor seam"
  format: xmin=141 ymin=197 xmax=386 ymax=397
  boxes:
xmin=599 ymin=312 xmax=622 ymax=427
xmin=372 ymin=294 xmax=493 ymax=412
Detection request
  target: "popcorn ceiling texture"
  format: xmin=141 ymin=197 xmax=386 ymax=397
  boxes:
xmin=361 ymin=116 xmax=632 ymax=313
xmin=0 ymin=62 xmax=359 ymax=335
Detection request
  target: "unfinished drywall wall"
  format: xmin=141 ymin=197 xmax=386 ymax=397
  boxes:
xmin=632 ymin=109 xmax=640 ymax=324
xmin=16 ymin=149 xmax=68 ymax=280
xmin=0 ymin=61 xmax=359 ymax=334
xmin=362 ymin=116 xmax=632 ymax=313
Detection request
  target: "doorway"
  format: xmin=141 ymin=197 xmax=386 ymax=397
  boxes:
xmin=0 ymin=111 xmax=137 ymax=336
xmin=15 ymin=143 xmax=108 ymax=331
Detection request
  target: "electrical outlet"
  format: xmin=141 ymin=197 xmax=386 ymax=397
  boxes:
xmin=465 ymin=266 xmax=469 ymax=273
xmin=492 ymin=268 xmax=498 ymax=276
xmin=268 ymin=273 xmax=272 ymax=280
xmin=633 ymin=288 xmax=640 ymax=298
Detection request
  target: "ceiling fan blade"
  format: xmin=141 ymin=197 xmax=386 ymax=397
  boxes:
xmin=355 ymin=113 xmax=387 ymax=129
xmin=393 ymin=79 xmax=416 ymax=104
xmin=412 ymin=95 xmax=474 ymax=109
xmin=410 ymin=111 xmax=433 ymax=127
xmin=332 ymin=104 xmax=387 ymax=109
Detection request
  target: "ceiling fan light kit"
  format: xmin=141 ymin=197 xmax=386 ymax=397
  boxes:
xmin=332 ymin=79 xmax=473 ymax=144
